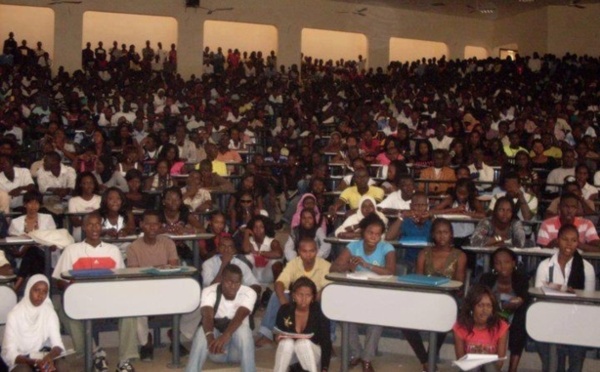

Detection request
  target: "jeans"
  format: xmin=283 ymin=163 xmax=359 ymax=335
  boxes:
xmin=537 ymin=342 xmax=587 ymax=372
xmin=258 ymin=292 xmax=289 ymax=340
xmin=348 ymin=323 xmax=383 ymax=362
xmin=185 ymin=323 xmax=256 ymax=372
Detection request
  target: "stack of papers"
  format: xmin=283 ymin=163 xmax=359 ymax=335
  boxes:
xmin=273 ymin=327 xmax=314 ymax=339
xmin=453 ymin=354 xmax=505 ymax=371
xmin=542 ymin=285 xmax=576 ymax=297
xmin=346 ymin=272 xmax=393 ymax=280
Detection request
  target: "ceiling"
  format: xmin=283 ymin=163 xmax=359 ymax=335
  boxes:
xmin=329 ymin=0 xmax=600 ymax=19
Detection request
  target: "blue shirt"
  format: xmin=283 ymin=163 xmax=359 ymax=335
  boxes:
xmin=401 ymin=219 xmax=432 ymax=263
xmin=347 ymin=240 xmax=394 ymax=272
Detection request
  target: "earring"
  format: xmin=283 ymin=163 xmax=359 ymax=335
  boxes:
xmin=491 ymin=268 xmax=498 ymax=275
xmin=470 ymin=310 xmax=473 ymax=316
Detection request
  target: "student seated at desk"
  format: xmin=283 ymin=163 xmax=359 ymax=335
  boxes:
xmin=9 ymin=190 xmax=56 ymax=292
xmin=479 ymin=248 xmax=529 ymax=372
xmin=470 ymin=197 xmax=526 ymax=248
xmin=329 ymin=168 xmax=384 ymax=215
xmin=52 ymin=212 xmax=138 ymax=372
xmin=330 ymin=214 xmax=396 ymax=372
xmin=543 ymin=180 xmax=596 ymax=219
xmin=197 ymin=159 xmax=235 ymax=193
xmin=534 ymin=224 xmax=596 ymax=372
xmin=377 ymin=174 xmax=414 ymax=215
xmin=487 ymin=172 xmax=537 ymax=222
xmin=255 ymin=239 xmax=331 ymax=349
xmin=335 ymin=195 xmax=388 ymax=240
xmin=126 ymin=210 xmax=179 ymax=362
xmin=181 ymin=170 xmax=212 ymax=213
xmin=453 ymin=284 xmax=509 ymax=372
xmin=284 ymin=208 xmax=330 ymax=261
xmin=417 ymin=149 xmax=456 ymax=196
xmin=198 ymin=212 xmax=230 ymax=261
xmin=386 ymin=192 xmax=432 ymax=267
xmin=143 ymin=158 xmax=174 ymax=192
xmin=123 ymin=169 xmax=152 ymax=211
xmin=98 ymin=187 xmax=136 ymax=239
xmin=241 ymin=215 xmax=283 ymax=283
xmin=336 ymin=158 xmax=377 ymax=191
xmin=537 ymin=193 xmax=600 ymax=252
xmin=185 ymin=264 xmax=256 ymax=372
xmin=273 ymin=277 xmax=332 ymax=372
xmin=402 ymin=218 xmax=467 ymax=371
xmin=1 ymin=275 xmax=67 ymax=372
xmin=68 ymin=171 xmax=102 ymax=242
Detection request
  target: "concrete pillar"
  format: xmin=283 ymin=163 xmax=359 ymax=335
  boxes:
xmin=367 ymin=32 xmax=390 ymax=69
xmin=52 ymin=5 xmax=83 ymax=74
xmin=177 ymin=13 xmax=204 ymax=79
xmin=278 ymin=23 xmax=302 ymax=69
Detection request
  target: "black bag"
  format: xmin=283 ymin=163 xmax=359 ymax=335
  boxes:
xmin=211 ymin=284 xmax=231 ymax=333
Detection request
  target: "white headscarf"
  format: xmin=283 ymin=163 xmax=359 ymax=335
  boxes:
xmin=1 ymin=274 xmax=64 ymax=370
xmin=335 ymin=195 xmax=388 ymax=237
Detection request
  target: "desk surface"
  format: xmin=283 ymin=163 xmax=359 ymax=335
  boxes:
xmin=326 ymin=272 xmax=462 ymax=292
xmin=103 ymin=233 xmax=214 ymax=244
xmin=464 ymin=246 xmax=600 ymax=260
xmin=324 ymin=237 xmax=432 ymax=249
xmin=0 ymin=274 xmax=16 ymax=284
xmin=61 ymin=266 xmax=198 ymax=281
xmin=529 ymin=287 xmax=600 ymax=304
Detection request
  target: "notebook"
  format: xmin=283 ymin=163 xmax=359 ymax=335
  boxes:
xmin=397 ymin=274 xmax=450 ymax=286
xmin=398 ymin=237 xmax=430 ymax=246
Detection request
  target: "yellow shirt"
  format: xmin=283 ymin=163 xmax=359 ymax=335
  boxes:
xmin=195 ymin=160 xmax=228 ymax=176
xmin=277 ymin=257 xmax=331 ymax=292
xmin=339 ymin=186 xmax=385 ymax=210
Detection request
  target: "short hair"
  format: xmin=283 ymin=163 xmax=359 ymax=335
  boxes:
xmin=559 ymin=192 xmax=580 ymax=206
xmin=358 ymin=213 xmax=385 ymax=233
xmin=142 ymin=209 xmax=161 ymax=220
xmin=223 ymin=263 xmax=243 ymax=278
xmin=125 ymin=169 xmax=143 ymax=181
xmin=291 ymin=276 xmax=317 ymax=298
xmin=44 ymin=151 xmax=61 ymax=163
xmin=23 ymin=190 xmax=43 ymax=205
xmin=82 ymin=211 xmax=102 ymax=225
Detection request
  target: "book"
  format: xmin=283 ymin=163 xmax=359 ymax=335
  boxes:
xmin=68 ymin=269 xmax=114 ymax=277
xmin=273 ymin=327 xmax=314 ymax=339
xmin=452 ymin=354 xmax=506 ymax=371
xmin=30 ymin=348 xmax=76 ymax=360
xmin=397 ymin=274 xmax=450 ymax=286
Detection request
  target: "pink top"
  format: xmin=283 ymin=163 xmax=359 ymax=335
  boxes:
xmin=453 ymin=320 xmax=509 ymax=355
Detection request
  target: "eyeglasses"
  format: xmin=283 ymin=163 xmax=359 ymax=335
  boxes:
xmin=240 ymin=199 xmax=253 ymax=204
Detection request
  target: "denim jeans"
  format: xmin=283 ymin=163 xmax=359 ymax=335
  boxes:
xmin=537 ymin=342 xmax=587 ymax=372
xmin=185 ymin=323 xmax=256 ymax=372
xmin=258 ymin=292 xmax=289 ymax=340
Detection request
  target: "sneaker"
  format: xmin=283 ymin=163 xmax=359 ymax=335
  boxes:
xmin=93 ymin=349 xmax=108 ymax=372
xmin=116 ymin=360 xmax=135 ymax=372
xmin=139 ymin=344 xmax=154 ymax=362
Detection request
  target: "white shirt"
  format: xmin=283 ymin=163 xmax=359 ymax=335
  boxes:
xmin=8 ymin=213 xmax=56 ymax=236
xmin=201 ymin=256 xmax=259 ymax=288
xmin=429 ymin=136 xmax=453 ymax=151
xmin=68 ymin=195 xmax=101 ymax=213
xmin=0 ymin=167 xmax=34 ymax=208
xmin=200 ymin=283 xmax=257 ymax=327
xmin=535 ymin=252 xmax=596 ymax=291
xmin=546 ymin=167 xmax=575 ymax=193
xmin=37 ymin=164 xmax=77 ymax=193
xmin=378 ymin=190 xmax=412 ymax=210
xmin=52 ymin=241 xmax=124 ymax=280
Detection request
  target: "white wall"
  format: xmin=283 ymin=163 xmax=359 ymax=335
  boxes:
xmin=389 ymin=37 xmax=448 ymax=63
xmin=464 ymin=46 xmax=489 ymax=59
xmin=0 ymin=4 xmax=54 ymax=58
xmin=301 ymin=28 xmax=367 ymax=63
xmin=82 ymin=11 xmax=177 ymax=52
xmin=547 ymin=4 xmax=600 ymax=57
xmin=204 ymin=20 xmax=278 ymax=56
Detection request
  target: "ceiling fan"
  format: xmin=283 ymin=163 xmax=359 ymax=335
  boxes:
xmin=48 ymin=1 xmax=82 ymax=4
xmin=337 ymin=7 xmax=368 ymax=16
xmin=199 ymin=6 xmax=234 ymax=14
xmin=567 ymin=0 xmax=585 ymax=9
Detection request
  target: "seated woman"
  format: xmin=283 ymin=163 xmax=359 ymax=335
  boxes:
xmin=116 ymin=145 xmax=142 ymax=178
xmin=377 ymin=159 xmax=408 ymax=194
xmin=470 ymin=196 xmax=527 ymax=248
xmin=158 ymin=143 xmax=186 ymax=175
xmin=290 ymin=193 xmax=326 ymax=231
xmin=331 ymin=214 xmax=396 ymax=372
xmin=143 ymin=158 xmax=174 ymax=192
xmin=98 ymin=187 xmax=136 ymax=239
xmin=9 ymin=190 xmax=56 ymax=292
xmin=230 ymin=191 xmax=267 ymax=233
xmin=335 ymin=195 xmax=388 ymax=239
xmin=273 ymin=277 xmax=331 ymax=372
xmin=479 ymin=248 xmax=529 ymax=372
xmin=1 ymin=275 xmax=66 ymax=372
xmin=403 ymin=218 xmax=467 ymax=371
xmin=534 ymin=224 xmax=596 ymax=372
xmin=432 ymin=178 xmax=486 ymax=249
xmin=284 ymin=208 xmax=330 ymax=261
xmin=227 ymin=173 xmax=264 ymax=219
xmin=124 ymin=169 xmax=152 ymax=211
xmin=68 ymin=171 xmax=102 ymax=242
xmin=198 ymin=212 xmax=230 ymax=261
xmin=241 ymin=215 xmax=284 ymax=283
xmin=159 ymin=186 xmax=204 ymax=263
xmin=453 ymin=284 xmax=509 ymax=372
xmin=93 ymin=155 xmax=128 ymax=193
xmin=182 ymin=170 xmax=212 ymax=212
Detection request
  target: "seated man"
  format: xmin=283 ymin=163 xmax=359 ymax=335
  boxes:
xmin=185 ymin=264 xmax=256 ymax=372
xmin=52 ymin=212 xmax=138 ymax=372
xmin=126 ymin=210 xmax=179 ymax=361
xmin=488 ymin=172 xmax=537 ymax=221
xmin=378 ymin=174 xmax=414 ymax=214
xmin=417 ymin=149 xmax=456 ymax=195
xmin=255 ymin=238 xmax=331 ymax=347
xmin=537 ymin=193 xmax=600 ymax=252
xmin=544 ymin=180 xmax=596 ymax=219
xmin=330 ymin=168 xmax=384 ymax=214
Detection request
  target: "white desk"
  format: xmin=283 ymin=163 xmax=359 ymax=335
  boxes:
xmin=62 ymin=268 xmax=200 ymax=371
xmin=0 ymin=238 xmax=54 ymax=282
xmin=0 ymin=284 xmax=17 ymax=325
xmin=527 ymin=288 xmax=600 ymax=371
xmin=322 ymin=273 xmax=461 ymax=372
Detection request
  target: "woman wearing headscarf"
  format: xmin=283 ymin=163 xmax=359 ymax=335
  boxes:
xmin=290 ymin=193 xmax=326 ymax=231
xmin=1 ymin=274 xmax=67 ymax=371
xmin=335 ymin=195 xmax=388 ymax=239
